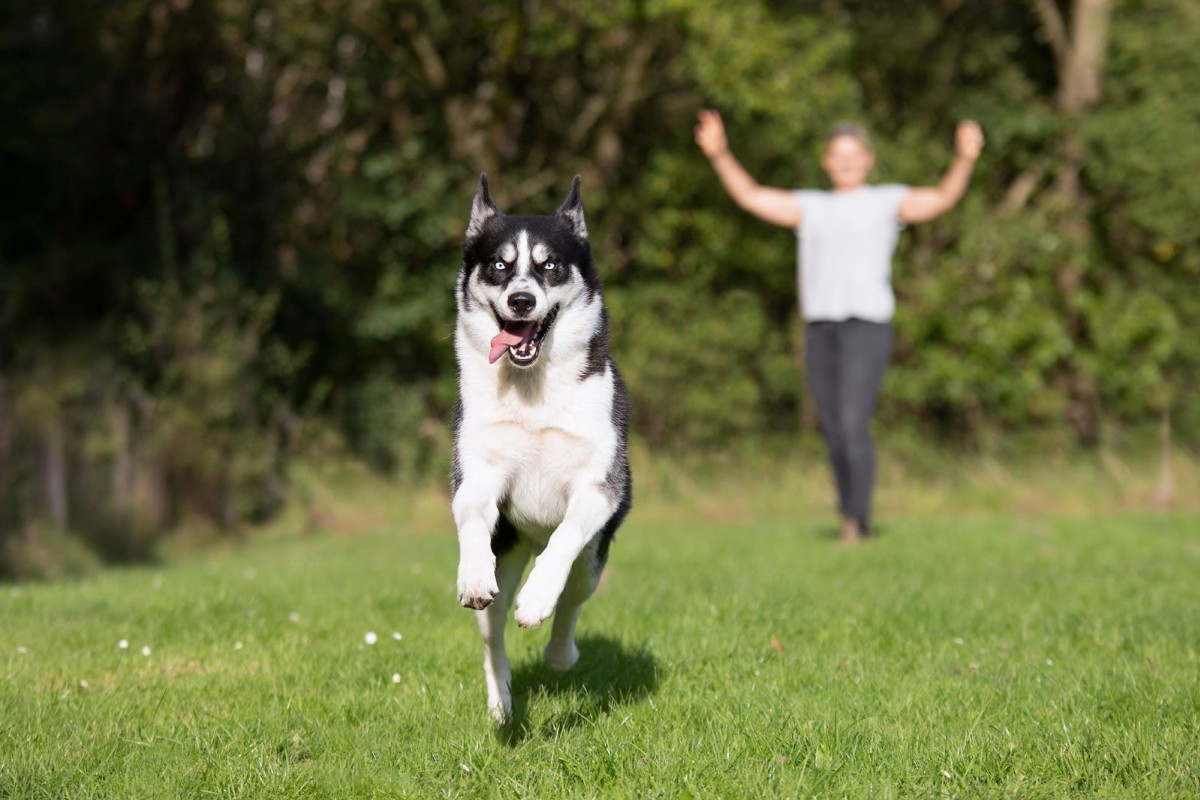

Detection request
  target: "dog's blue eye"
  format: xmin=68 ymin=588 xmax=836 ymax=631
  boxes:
xmin=492 ymin=261 xmax=507 ymax=271
xmin=544 ymin=261 xmax=557 ymax=271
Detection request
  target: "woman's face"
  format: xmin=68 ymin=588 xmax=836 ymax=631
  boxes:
xmin=822 ymin=136 xmax=875 ymax=191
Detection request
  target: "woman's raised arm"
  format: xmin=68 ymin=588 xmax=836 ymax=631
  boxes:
xmin=898 ymin=120 xmax=985 ymax=224
xmin=695 ymin=109 xmax=803 ymax=229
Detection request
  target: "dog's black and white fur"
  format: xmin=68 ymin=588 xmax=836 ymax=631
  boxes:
xmin=451 ymin=174 xmax=632 ymax=721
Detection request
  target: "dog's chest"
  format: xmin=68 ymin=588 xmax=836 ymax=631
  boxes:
xmin=500 ymin=429 xmax=587 ymax=536
xmin=461 ymin=372 xmax=616 ymax=536
xmin=488 ymin=419 xmax=605 ymax=537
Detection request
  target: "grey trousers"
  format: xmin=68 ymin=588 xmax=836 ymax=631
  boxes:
xmin=804 ymin=319 xmax=893 ymax=530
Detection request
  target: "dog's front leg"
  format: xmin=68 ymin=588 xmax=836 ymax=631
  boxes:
xmin=452 ymin=475 xmax=505 ymax=610
xmin=476 ymin=543 xmax=531 ymax=722
xmin=514 ymin=488 xmax=614 ymax=629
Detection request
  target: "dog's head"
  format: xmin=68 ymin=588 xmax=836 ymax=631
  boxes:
xmin=459 ymin=174 xmax=599 ymax=369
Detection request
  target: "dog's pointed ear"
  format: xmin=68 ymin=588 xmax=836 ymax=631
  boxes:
xmin=466 ymin=173 xmax=500 ymax=239
xmin=555 ymin=174 xmax=588 ymax=240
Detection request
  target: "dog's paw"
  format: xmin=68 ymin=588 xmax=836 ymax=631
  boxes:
xmin=457 ymin=557 xmax=498 ymax=610
xmin=544 ymin=639 xmax=580 ymax=672
xmin=514 ymin=578 xmax=560 ymax=629
xmin=487 ymin=693 xmax=512 ymax=724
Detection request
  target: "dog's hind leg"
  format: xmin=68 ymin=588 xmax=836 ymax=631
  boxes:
xmin=477 ymin=539 xmax=530 ymax=722
xmin=543 ymin=550 xmax=601 ymax=671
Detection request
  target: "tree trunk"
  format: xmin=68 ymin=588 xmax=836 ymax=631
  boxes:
xmin=111 ymin=404 xmax=133 ymax=529
xmin=1057 ymin=0 xmax=1112 ymax=114
xmin=40 ymin=424 xmax=69 ymax=531
xmin=0 ymin=374 xmax=13 ymax=539
xmin=1031 ymin=0 xmax=1113 ymax=445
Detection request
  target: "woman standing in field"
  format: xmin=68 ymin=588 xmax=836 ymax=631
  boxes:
xmin=695 ymin=110 xmax=985 ymax=544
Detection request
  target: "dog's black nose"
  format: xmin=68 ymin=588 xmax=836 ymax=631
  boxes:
xmin=507 ymin=292 xmax=536 ymax=316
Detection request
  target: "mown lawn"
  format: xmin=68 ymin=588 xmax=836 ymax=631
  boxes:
xmin=2 ymin=468 xmax=1198 ymax=798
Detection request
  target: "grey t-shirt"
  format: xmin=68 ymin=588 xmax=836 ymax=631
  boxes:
xmin=793 ymin=184 xmax=910 ymax=323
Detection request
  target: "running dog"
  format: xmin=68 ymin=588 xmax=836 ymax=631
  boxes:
xmin=451 ymin=174 xmax=632 ymax=721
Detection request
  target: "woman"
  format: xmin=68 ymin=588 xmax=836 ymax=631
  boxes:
xmin=694 ymin=110 xmax=985 ymax=544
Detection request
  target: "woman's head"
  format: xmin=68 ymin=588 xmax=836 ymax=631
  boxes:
xmin=822 ymin=123 xmax=875 ymax=191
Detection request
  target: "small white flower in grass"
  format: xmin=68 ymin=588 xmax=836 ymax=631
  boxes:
xmin=364 ymin=631 xmax=378 ymax=646
xmin=234 ymin=641 xmax=244 ymax=651
xmin=141 ymin=646 xmax=152 ymax=657
xmin=16 ymin=646 xmax=28 ymax=655
xmin=288 ymin=612 xmax=301 ymax=623
xmin=392 ymin=673 xmax=401 ymax=684
xmin=392 ymin=632 xmax=403 ymax=641
xmin=79 ymin=680 xmax=90 ymax=689
xmin=942 ymin=769 xmax=953 ymax=779
xmin=952 ymin=637 xmax=964 ymax=645
xmin=118 ymin=639 xmax=129 ymax=650
xmin=1045 ymin=658 xmax=1053 ymax=666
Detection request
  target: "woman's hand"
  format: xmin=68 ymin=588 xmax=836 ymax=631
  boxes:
xmin=955 ymin=120 xmax=985 ymax=162
xmin=899 ymin=121 xmax=984 ymax=223
xmin=694 ymin=109 xmax=730 ymax=159
xmin=693 ymin=107 xmax=800 ymax=228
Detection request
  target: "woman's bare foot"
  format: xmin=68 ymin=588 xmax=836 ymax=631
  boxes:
xmin=839 ymin=517 xmax=862 ymax=546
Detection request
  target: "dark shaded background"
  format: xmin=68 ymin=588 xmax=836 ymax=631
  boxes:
xmin=2 ymin=0 xmax=1196 ymax=574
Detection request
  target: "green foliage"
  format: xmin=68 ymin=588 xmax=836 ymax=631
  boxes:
xmin=613 ymin=283 xmax=775 ymax=445
xmin=1 ymin=523 xmax=101 ymax=581
xmin=0 ymin=276 xmax=296 ymax=577
xmin=122 ymin=279 xmax=297 ymax=525
xmin=1084 ymin=0 xmax=1200 ymax=426
xmin=891 ymin=204 xmax=1076 ymax=429
xmin=343 ymin=372 xmax=445 ymax=477
xmin=3 ymin=0 xmax=1200 ymax=568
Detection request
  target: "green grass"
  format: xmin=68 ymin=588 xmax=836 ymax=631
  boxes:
xmin=2 ymin=462 xmax=1199 ymax=798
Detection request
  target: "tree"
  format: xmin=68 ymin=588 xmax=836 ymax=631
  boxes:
xmin=1030 ymin=0 xmax=1113 ymax=444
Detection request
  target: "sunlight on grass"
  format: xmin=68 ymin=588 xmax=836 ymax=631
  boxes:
xmin=2 ymin=453 xmax=1198 ymax=798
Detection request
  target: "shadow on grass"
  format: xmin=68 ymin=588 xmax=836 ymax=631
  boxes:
xmin=496 ymin=635 xmax=660 ymax=745
xmin=812 ymin=525 xmax=841 ymax=542
xmin=810 ymin=523 xmax=888 ymax=542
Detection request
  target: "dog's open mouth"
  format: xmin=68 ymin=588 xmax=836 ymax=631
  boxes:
xmin=488 ymin=307 xmax=558 ymax=367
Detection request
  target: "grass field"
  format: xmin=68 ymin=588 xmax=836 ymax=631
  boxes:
xmin=2 ymin=455 xmax=1199 ymax=798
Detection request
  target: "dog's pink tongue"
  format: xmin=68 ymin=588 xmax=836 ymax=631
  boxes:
xmin=488 ymin=322 xmax=537 ymax=364
xmin=488 ymin=330 xmax=523 ymax=364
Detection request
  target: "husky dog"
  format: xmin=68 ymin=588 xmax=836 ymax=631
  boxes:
xmin=451 ymin=174 xmax=632 ymax=721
